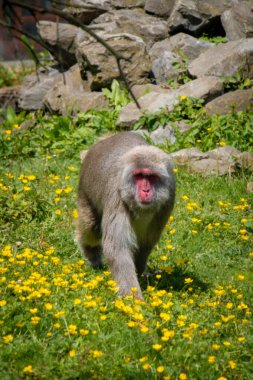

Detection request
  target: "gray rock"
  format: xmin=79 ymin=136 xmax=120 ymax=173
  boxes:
xmin=0 ymin=85 xmax=20 ymax=114
xmin=118 ymin=76 xmax=224 ymax=127
xmin=90 ymin=9 xmax=168 ymax=49
xmin=177 ymin=77 xmax=224 ymax=102
xmin=63 ymin=0 xmax=111 ymax=24
xmin=188 ymin=39 xmax=253 ymax=79
xmin=168 ymin=0 xmax=239 ymax=36
xmin=43 ymin=64 xmax=108 ymax=114
xmin=188 ymin=157 xmax=235 ymax=176
xmin=37 ymin=21 xmax=87 ymax=67
xmin=152 ymin=50 xmax=179 ymax=84
xmin=149 ymin=33 xmax=214 ymax=61
xmin=19 ymin=68 xmax=61 ymax=110
xmin=205 ymin=88 xmax=253 ymax=115
xmin=238 ymin=152 xmax=253 ymax=170
xmin=170 ymin=147 xmax=206 ymax=165
xmin=221 ymin=1 xmax=253 ymax=41
xmin=111 ymin=0 xmax=145 ymax=8
xmin=131 ymin=84 xmax=169 ymax=98
xmin=76 ymin=33 xmax=151 ymax=90
xmin=150 ymin=125 xmax=176 ymax=144
xmin=118 ymin=91 xmax=179 ymax=128
xmin=149 ymin=33 xmax=214 ymax=84
xmin=145 ymin=0 xmax=175 ymax=17
xmin=170 ymin=145 xmax=253 ymax=176
xmin=207 ymin=146 xmax=241 ymax=161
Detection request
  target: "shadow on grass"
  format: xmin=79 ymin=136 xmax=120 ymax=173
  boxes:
xmin=139 ymin=265 xmax=209 ymax=293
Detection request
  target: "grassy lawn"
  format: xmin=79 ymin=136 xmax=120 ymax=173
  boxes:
xmin=0 ymin=139 xmax=252 ymax=379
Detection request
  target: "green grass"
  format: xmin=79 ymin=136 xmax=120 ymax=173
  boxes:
xmin=0 ymin=96 xmax=253 ymax=379
xmin=0 ymin=139 xmax=252 ymax=380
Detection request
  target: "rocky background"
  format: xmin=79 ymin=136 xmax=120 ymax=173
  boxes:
xmin=1 ymin=0 xmax=253 ymax=176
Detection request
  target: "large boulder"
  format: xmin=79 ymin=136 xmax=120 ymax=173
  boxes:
xmin=168 ymin=0 xmax=239 ymax=36
xmin=149 ymin=33 xmax=214 ymax=83
xmin=205 ymin=88 xmax=253 ymax=115
xmin=90 ymin=9 xmax=168 ymax=49
xmin=149 ymin=33 xmax=214 ymax=61
xmin=18 ymin=68 xmax=61 ymax=111
xmin=63 ymin=0 xmax=111 ymax=24
xmin=170 ymin=146 xmax=253 ymax=176
xmin=76 ymin=33 xmax=151 ymax=90
xmin=118 ymin=76 xmax=223 ymax=127
xmin=37 ymin=21 xmax=87 ymax=67
xmin=43 ymin=64 xmax=108 ymax=114
xmin=144 ymin=0 xmax=175 ymax=17
xmin=188 ymin=39 xmax=253 ymax=78
xmin=111 ymin=0 xmax=145 ymax=8
xmin=221 ymin=2 xmax=253 ymax=41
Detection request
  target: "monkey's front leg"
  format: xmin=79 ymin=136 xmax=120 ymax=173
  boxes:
xmin=102 ymin=212 xmax=143 ymax=300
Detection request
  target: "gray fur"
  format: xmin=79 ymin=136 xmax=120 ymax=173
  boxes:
xmin=76 ymin=132 xmax=175 ymax=299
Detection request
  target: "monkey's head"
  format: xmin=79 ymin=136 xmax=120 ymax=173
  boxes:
xmin=119 ymin=146 xmax=174 ymax=212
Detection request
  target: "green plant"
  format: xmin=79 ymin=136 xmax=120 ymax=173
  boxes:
xmin=166 ymin=51 xmax=192 ymax=88
xmin=134 ymin=97 xmax=253 ymax=153
xmin=223 ymin=71 xmax=253 ymax=92
xmin=0 ymin=64 xmax=33 ymax=88
xmin=200 ymin=34 xmax=228 ymax=44
xmin=102 ymin=79 xmax=131 ymax=110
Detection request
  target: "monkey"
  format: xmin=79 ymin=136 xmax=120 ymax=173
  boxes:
xmin=76 ymin=132 xmax=175 ymax=300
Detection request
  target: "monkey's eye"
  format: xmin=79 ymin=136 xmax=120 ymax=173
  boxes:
xmin=133 ymin=173 xmax=158 ymax=185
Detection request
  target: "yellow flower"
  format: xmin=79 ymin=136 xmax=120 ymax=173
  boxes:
xmin=142 ymin=363 xmax=150 ymax=370
xmin=0 ymin=300 xmax=7 ymax=307
xmin=228 ymin=360 xmax=236 ymax=369
xmin=157 ymin=366 xmax=164 ymax=373
xmin=219 ymin=141 xmax=226 ymax=146
xmin=5 ymin=130 xmax=12 ymax=135
xmin=3 ymin=334 xmax=13 ymax=343
xmin=179 ymin=374 xmax=187 ymax=380
xmin=55 ymin=210 xmax=62 ymax=216
xmin=29 ymin=308 xmax=38 ymax=314
xmin=212 ymin=344 xmax=220 ymax=350
xmin=64 ymin=186 xmax=73 ymax=193
xmin=72 ymin=209 xmax=78 ymax=219
xmin=44 ymin=303 xmax=53 ymax=311
xmin=69 ymin=349 xmax=76 ymax=357
xmin=152 ymin=343 xmax=162 ymax=351
xmin=208 ymin=356 xmax=216 ymax=363
xmin=184 ymin=278 xmax=193 ymax=284
xmin=90 ymin=350 xmax=103 ymax=358
xmin=237 ymin=274 xmax=245 ymax=280
xmin=80 ymin=329 xmax=89 ymax=335
xmin=180 ymin=95 xmax=187 ymax=100
xmin=31 ymin=316 xmax=41 ymax=325
xmin=23 ymin=365 xmax=33 ymax=373
xmin=139 ymin=356 xmax=148 ymax=363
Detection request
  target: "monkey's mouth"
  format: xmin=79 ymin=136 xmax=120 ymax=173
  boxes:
xmin=140 ymin=199 xmax=152 ymax=206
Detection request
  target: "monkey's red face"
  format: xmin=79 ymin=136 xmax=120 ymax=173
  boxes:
xmin=133 ymin=168 xmax=158 ymax=205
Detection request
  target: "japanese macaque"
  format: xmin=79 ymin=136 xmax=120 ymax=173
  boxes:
xmin=76 ymin=132 xmax=175 ymax=300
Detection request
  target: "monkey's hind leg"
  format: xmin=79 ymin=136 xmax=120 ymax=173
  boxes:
xmin=76 ymin=197 xmax=103 ymax=269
